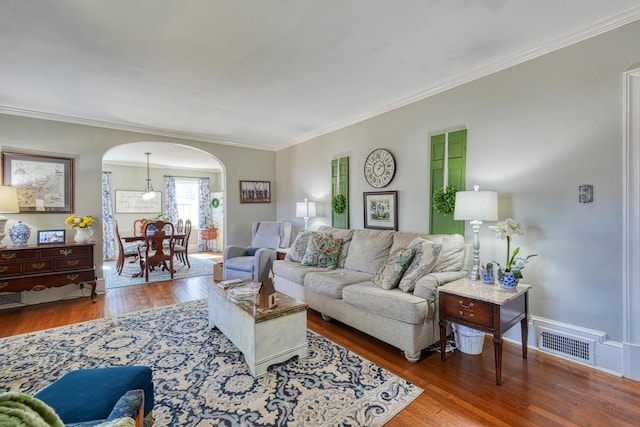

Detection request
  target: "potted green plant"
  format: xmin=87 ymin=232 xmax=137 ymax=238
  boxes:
xmin=489 ymin=218 xmax=537 ymax=289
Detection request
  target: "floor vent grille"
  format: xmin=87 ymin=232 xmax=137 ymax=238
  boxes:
xmin=0 ymin=292 xmax=22 ymax=306
xmin=538 ymin=327 xmax=595 ymax=365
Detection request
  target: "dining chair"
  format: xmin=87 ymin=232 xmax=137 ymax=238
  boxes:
xmin=174 ymin=219 xmax=192 ymax=267
xmin=114 ymin=221 xmax=139 ymax=275
xmin=133 ymin=218 xmax=147 ymax=237
xmin=137 ymin=220 xmax=176 ymax=282
xmin=176 ymin=218 xmax=184 ymax=234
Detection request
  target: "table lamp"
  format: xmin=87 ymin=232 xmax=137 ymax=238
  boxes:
xmin=296 ymin=198 xmax=316 ymax=230
xmin=0 ymin=186 xmax=19 ymax=248
xmin=454 ymin=185 xmax=498 ymax=281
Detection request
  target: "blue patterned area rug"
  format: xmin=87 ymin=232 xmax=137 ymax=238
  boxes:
xmin=103 ymin=253 xmax=219 ymax=289
xmin=0 ymin=299 xmax=422 ymax=426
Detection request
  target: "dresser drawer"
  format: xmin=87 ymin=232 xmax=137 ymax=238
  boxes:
xmin=0 ymin=262 xmax=22 ymax=276
xmin=0 ymin=270 xmax=96 ymax=293
xmin=0 ymin=250 xmax=37 ymax=262
xmin=441 ymin=293 xmax=493 ymax=327
xmin=24 ymin=259 xmax=54 ymax=274
xmin=55 ymin=256 xmax=93 ymax=270
xmin=39 ymin=246 xmax=92 ymax=258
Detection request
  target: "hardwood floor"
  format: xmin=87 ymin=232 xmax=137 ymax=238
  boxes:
xmin=2 ymin=276 xmax=639 ymax=426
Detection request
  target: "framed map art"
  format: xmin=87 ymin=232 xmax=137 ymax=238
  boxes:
xmin=2 ymin=152 xmax=74 ymax=213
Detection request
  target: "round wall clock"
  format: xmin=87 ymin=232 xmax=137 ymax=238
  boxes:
xmin=364 ymin=148 xmax=396 ymax=188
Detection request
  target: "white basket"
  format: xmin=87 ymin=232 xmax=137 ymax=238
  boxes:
xmin=452 ymin=323 xmax=485 ymax=355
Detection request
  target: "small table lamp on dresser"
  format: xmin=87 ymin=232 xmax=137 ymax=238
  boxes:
xmin=454 ymin=185 xmax=498 ymax=281
xmin=0 ymin=186 xmax=20 ymax=248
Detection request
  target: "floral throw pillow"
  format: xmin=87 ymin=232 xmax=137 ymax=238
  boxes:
xmin=398 ymin=238 xmax=442 ymax=292
xmin=286 ymin=230 xmax=318 ymax=262
xmin=301 ymin=233 xmax=343 ymax=269
xmin=373 ymin=247 xmax=416 ymax=290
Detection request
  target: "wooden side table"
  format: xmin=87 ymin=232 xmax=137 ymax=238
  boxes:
xmin=438 ymin=278 xmax=531 ymax=385
xmin=276 ymin=248 xmax=290 ymax=261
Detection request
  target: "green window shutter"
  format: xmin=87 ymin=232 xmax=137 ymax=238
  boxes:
xmin=429 ymin=130 xmax=467 ymax=234
xmin=331 ymin=157 xmax=349 ymax=229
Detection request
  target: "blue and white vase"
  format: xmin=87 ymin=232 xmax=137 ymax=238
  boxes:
xmin=498 ymin=270 xmax=519 ymax=290
xmin=9 ymin=221 xmax=31 ymax=247
xmin=480 ymin=268 xmax=494 ymax=284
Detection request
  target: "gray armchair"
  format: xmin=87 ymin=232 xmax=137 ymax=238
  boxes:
xmin=223 ymin=221 xmax=292 ymax=282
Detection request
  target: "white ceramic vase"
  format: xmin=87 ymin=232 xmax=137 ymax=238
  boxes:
xmin=74 ymin=228 xmax=93 ymax=243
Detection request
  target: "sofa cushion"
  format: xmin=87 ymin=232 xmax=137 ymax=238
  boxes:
xmin=342 ymin=282 xmax=430 ymax=324
xmin=286 ymin=230 xmax=317 ymax=262
xmin=390 ymin=232 xmax=420 ymax=253
xmin=431 ymin=234 xmax=466 ymax=272
xmin=301 ymin=234 xmax=343 ymax=269
xmin=343 ymin=229 xmax=394 ymax=274
xmin=304 ymin=269 xmax=373 ymax=299
xmin=373 ymin=247 xmax=416 ymax=290
xmin=318 ymin=226 xmax=354 ymax=268
xmin=272 ymin=260 xmax=326 ymax=283
xmin=398 ymin=238 xmax=442 ymax=292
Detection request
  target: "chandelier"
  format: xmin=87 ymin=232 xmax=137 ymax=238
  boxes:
xmin=142 ymin=152 xmax=156 ymax=201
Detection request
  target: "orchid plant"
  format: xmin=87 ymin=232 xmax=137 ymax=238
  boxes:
xmin=488 ymin=218 xmax=537 ymax=279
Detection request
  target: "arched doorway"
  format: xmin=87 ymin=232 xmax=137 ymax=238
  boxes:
xmin=101 ymin=141 xmax=225 ymax=288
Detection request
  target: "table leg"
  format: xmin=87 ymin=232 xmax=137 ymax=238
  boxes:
xmin=493 ymin=335 xmax=503 ymax=386
xmin=439 ymin=320 xmax=447 ymax=361
xmin=521 ymin=317 xmax=528 ymax=359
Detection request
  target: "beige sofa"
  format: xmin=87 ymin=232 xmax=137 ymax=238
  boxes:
xmin=272 ymin=226 xmax=472 ymax=362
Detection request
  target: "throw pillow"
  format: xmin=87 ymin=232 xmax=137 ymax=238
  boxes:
xmin=246 ymin=247 xmax=259 ymax=256
xmin=285 ymin=230 xmax=318 ymax=262
xmin=373 ymin=246 xmax=416 ymax=290
xmin=398 ymin=238 xmax=442 ymax=292
xmin=431 ymin=234 xmax=466 ymax=272
xmin=301 ymin=233 xmax=343 ymax=269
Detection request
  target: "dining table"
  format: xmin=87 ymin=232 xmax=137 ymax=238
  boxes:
xmin=120 ymin=232 xmax=186 ymax=278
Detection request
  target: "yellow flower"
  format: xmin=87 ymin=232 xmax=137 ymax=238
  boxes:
xmin=65 ymin=215 xmax=94 ymax=228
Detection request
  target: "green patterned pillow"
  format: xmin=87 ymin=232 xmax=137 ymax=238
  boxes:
xmin=301 ymin=233 xmax=343 ymax=269
xmin=373 ymin=247 xmax=416 ymax=290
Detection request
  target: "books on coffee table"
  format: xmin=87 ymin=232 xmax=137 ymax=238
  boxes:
xmin=227 ymin=285 xmax=256 ymax=303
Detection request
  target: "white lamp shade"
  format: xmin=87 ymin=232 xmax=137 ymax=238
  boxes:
xmin=296 ymin=200 xmax=316 ymax=218
xmin=0 ymin=186 xmax=19 ymax=213
xmin=454 ymin=189 xmax=498 ymax=221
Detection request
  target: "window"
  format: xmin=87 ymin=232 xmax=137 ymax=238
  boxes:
xmin=175 ymin=178 xmax=200 ymax=227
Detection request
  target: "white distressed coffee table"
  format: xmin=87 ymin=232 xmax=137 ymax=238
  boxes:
xmin=208 ymin=283 xmax=308 ymax=377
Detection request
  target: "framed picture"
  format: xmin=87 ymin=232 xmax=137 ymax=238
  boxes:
xmin=37 ymin=229 xmax=66 ymax=245
xmin=1 ymin=152 xmax=73 ymax=213
xmin=240 ymin=180 xmax=271 ymax=203
xmin=115 ymin=190 xmax=163 ymax=213
xmin=364 ymin=191 xmax=398 ymax=230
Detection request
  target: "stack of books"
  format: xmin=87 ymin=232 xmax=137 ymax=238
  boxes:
xmin=227 ymin=284 xmax=256 ymax=303
xmin=218 ymin=278 xmax=244 ymax=290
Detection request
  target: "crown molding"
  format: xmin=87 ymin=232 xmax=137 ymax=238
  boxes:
xmin=291 ymin=6 xmax=640 ymax=147
xmin=0 ymin=106 xmax=276 ymax=152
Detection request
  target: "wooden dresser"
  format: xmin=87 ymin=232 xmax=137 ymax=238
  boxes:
xmin=0 ymin=243 xmax=97 ymax=303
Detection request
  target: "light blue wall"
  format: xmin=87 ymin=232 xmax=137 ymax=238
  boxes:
xmin=276 ymin=20 xmax=640 ymax=342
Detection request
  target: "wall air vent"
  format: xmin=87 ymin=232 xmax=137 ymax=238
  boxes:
xmin=0 ymin=292 xmax=21 ymax=306
xmin=538 ymin=326 xmax=595 ymax=365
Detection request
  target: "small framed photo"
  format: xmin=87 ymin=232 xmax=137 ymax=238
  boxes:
xmin=364 ymin=191 xmax=398 ymax=231
xmin=37 ymin=229 xmax=66 ymax=245
xmin=239 ymin=180 xmax=271 ymax=203
xmin=579 ymin=184 xmax=593 ymax=203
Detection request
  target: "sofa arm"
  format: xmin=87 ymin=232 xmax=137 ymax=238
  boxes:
xmin=253 ymin=248 xmax=276 ymax=282
xmin=223 ymin=245 xmax=249 ymax=262
xmin=413 ymin=270 xmax=468 ymax=301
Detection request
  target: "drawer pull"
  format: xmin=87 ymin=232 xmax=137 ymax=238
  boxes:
xmin=0 ymin=266 xmax=8 ymax=273
xmin=459 ymin=310 xmax=474 ymax=319
xmin=31 ymin=262 xmax=46 ymax=270
xmin=31 ymin=285 xmax=46 ymax=291
xmin=1 ymin=253 xmax=16 ymax=260
xmin=458 ymin=300 xmax=474 ymax=310
xmin=0 ymin=282 xmax=8 ymax=289
xmin=66 ymin=274 xmax=80 ymax=281
xmin=66 ymin=260 xmax=80 ymax=266
xmin=60 ymin=249 xmax=73 ymax=256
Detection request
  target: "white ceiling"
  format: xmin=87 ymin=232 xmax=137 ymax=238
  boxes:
xmin=2 ymin=1 xmax=640 ymax=168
